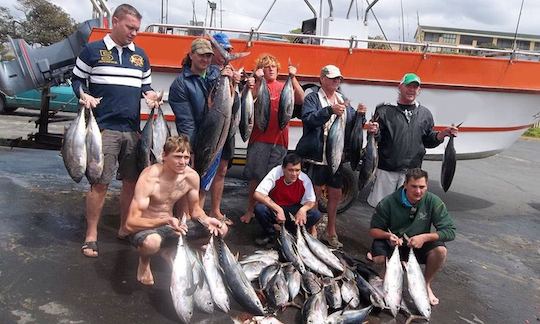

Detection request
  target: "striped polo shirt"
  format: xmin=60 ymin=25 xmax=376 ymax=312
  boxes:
xmin=72 ymin=34 xmax=153 ymax=132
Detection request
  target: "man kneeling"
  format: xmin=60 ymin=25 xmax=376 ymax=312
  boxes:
xmin=368 ymin=168 xmax=455 ymax=305
xmin=125 ymin=135 xmax=228 ymax=285
xmin=253 ymin=153 xmax=321 ymax=246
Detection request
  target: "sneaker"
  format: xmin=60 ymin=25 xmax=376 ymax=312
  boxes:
xmin=321 ymin=232 xmax=344 ymax=249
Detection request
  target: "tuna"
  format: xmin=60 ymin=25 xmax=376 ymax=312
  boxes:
xmin=254 ymin=75 xmax=270 ymax=132
xmin=283 ymin=264 xmax=302 ymax=301
xmin=340 ymin=277 xmax=360 ymax=309
xmin=61 ymin=105 xmax=86 ymax=183
xmin=356 ymin=273 xmax=386 ymax=308
xmin=194 ymin=75 xmax=233 ymax=178
xmin=259 ymin=263 xmax=281 ymax=291
xmin=201 ymin=235 xmax=230 ymax=313
xmin=265 ymin=265 xmax=290 ymax=308
xmin=325 ymin=306 xmax=373 ymax=324
xmin=323 ymin=278 xmax=342 ymax=310
xmin=137 ymin=107 xmax=154 ymax=172
xmin=217 ymin=237 xmax=265 ymax=315
xmin=85 ymin=108 xmax=103 ymax=184
xmin=358 ymin=131 xmax=378 ymax=191
xmin=170 ymin=229 xmax=194 ymax=323
xmin=239 ymin=83 xmax=254 ymax=142
xmin=278 ymin=224 xmax=306 ymax=274
xmin=349 ymin=111 xmax=365 ymax=171
xmin=241 ymin=259 xmax=278 ymax=282
xmin=441 ymin=124 xmax=461 ymax=192
xmin=300 ymin=226 xmax=344 ymax=273
xmin=383 ymin=246 xmax=403 ymax=317
xmin=405 ymin=248 xmax=431 ymax=318
xmin=296 ymin=226 xmax=334 ymax=277
xmin=301 ymin=271 xmax=323 ymax=295
xmin=277 ymin=73 xmax=294 ymax=129
xmin=325 ymin=116 xmax=345 ymax=175
xmin=301 ymin=289 xmax=328 ymax=324
xmin=186 ymin=247 xmax=214 ymax=314
xmin=151 ymin=105 xmax=170 ymax=164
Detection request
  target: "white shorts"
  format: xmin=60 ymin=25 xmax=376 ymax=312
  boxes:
xmin=367 ymin=169 xmax=406 ymax=207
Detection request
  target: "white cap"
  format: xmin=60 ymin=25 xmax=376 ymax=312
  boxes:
xmin=321 ymin=65 xmax=343 ymax=78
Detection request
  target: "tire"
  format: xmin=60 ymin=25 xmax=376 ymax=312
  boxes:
xmin=0 ymin=95 xmax=17 ymax=114
xmin=317 ymin=163 xmax=359 ymax=214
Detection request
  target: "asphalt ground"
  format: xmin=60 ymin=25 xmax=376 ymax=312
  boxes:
xmin=0 ymin=109 xmax=539 ymax=323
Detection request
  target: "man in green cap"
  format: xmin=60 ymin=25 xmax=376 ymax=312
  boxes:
xmin=366 ymin=73 xmax=458 ymax=207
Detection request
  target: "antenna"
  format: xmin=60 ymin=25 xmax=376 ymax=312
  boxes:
xmin=511 ymin=0 xmax=525 ymax=52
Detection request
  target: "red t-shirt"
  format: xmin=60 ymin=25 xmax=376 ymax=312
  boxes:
xmin=269 ymin=176 xmax=306 ymax=206
xmin=249 ymin=80 xmax=288 ymax=147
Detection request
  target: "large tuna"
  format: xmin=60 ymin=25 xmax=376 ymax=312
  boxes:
xmin=405 ymin=248 xmax=431 ymax=318
xmin=186 ymin=247 xmax=214 ymax=314
xmin=296 ymin=226 xmax=334 ymax=277
xmin=239 ymin=83 xmax=254 ymax=142
xmin=358 ymin=131 xmax=378 ymax=191
xmin=217 ymin=237 xmax=265 ymax=315
xmin=383 ymin=246 xmax=403 ymax=317
xmin=151 ymin=106 xmax=170 ymax=164
xmin=194 ymin=75 xmax=233 ymax=178
xmin=277 ymin=73 xmax=294 ymax=129
xmin=137 ymin=107 xmax=154 ymax=172
xmin=85 ymin=108 xmax=103 ymax=184
xmin=325 ymin=116 xmax=345 ymax=175
xmin=201 ymin=235 xmax=230 ymax=313
xmin=441 ymin=124 xmax=461 ymax=192
xmin=170 ymin=229 xmax=194 ymax=323
xmin=325 ymin=306 xmax=373 ymax=324
xmin=278 ymin=223 xmax=306 ymax=274
xmin=349 ymin=111 xmax=365 ymax=171
xmin=254 ymin=76 xmax=270 ymax=132
xmin=61 ymin=105 xmax=87 ymax=183
xmin=301 ymin=288 xmax=328 ymax=324
xmin=300 ymin=226 xmax=343 ymax=273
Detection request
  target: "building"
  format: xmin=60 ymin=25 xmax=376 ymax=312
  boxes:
xmin=414 ymin=25 xmax=540 ymax=55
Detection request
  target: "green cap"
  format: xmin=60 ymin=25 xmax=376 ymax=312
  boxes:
xmin=400 ymin=73 xmax=421 ymax=85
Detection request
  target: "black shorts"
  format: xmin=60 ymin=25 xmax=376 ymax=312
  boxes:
xmin=370 ymin=238 xmax=445 ymax=264
xmin=129 ymin=225 xmax=179 ymax=248
xmin=305 ymin=163 xmax=345 ymax=189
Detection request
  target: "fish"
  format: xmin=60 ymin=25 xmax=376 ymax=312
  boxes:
xmin=137 ymin=107 xmax=154 ymax=172
xmin=340 ymin=277 xmax=360 ymax=309
xmin=278 ymin=224 xmax=306 ymax=274
xmin=277 ymin=73 xmax=294 ymax=129
xmin=405 ymin=248 xmax=431 ymax=318
xmin=301 ymin=288 xmax=328 ymax=324
xmin=85 ymin=107 xmax=103 ymax=184
xmin=240 ymin=250 xmax=279 ymax=264
xmin=349 ymin=111 xmax=365 ymax=171
xmin=207 ymin=34 xmax=251 ymax=64
xmin=325 ymin=305 xmax=373 ymax=324
xmin=254 ymin=75 xmax=270 ymax=132
xmin=259 ymin=263 xmax=280 ymax=291
xmin=170 ymin=222 xmax=194 ymax=323
xmin=227 ymin=86 xmax=241 ymax=145
xmin=441 ymin=123 xmax=461 ymax=192
xmin=186 ymin=247 xmax=214 ymax=314
xmin=323 ymin=277 xmax=342 ymax=310
xmin=301 ymin=270 xmax=323 ymax=295
xmin=217 ymin=237 xmax=265 ymax=315
xmin=283 ymin=264 xmax=302 ymax=301
xmin=357 ymin=131 xmax=378 ymax=191
xmin=356 ymin=273 xmax=386 ymax=308
xmin=383 ymin=246 xmax=403 ymax=317
xmin=239 ymin=83 xmax=254 ymax=142
xmin=61 ymin=105 xmax=86 ymax=183
xmin=296 ymin=225 xmax=334 ymax=277
xmin=300 ymin=226 xmax=344 ymax=273
xmin=264 ymin=265 xmax=290 ymax=308
xmin=325 ymin=115 xmax=345 ymax=175
xmin=151 ymin=105 xmax=170 ymax=164
xmin=241 ymin=259 xmax=278 ymax=282
xmin=201 ymin=235 xmax=230 ymax=313
xmin=194 ymin=75 xmax=233 ymax=178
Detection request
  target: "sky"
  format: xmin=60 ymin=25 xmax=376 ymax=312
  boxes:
xmin=1 ymin=0 xmax=540 ymax=42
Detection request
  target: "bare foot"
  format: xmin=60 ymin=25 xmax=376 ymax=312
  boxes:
xmin=240 ymin=212 xmax=253 ymax=224
xmin=427 ymin=284 xmax=439 ymax=305
xmin=137 ymin=258 xmax=155 ymax=286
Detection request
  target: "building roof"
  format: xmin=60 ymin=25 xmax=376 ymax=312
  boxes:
xmin=416 ymin=25 xmax=540 ymax=41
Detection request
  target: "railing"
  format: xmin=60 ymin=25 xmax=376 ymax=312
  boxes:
xmin=144 ymin=23 xmax=540 ymax=59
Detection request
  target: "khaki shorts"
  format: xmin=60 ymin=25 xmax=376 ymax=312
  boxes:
xmin=367 ymin=168 xmax=406 ymax=207
xmin=98 ymin=129 xmax=140 ymax=184
xmin=243 ymin=142 xmax=287 ymax=182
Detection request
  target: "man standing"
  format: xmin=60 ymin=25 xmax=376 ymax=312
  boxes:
xmin=367 ymin=73 xmax=458 ymax=207
xmin=73 ymin=4 xmax=161 ymax=257
xmin=240 ymin=54 xmax=304 ymax=224
xmin=295 ymin=65 xmax=374 ymax=249
xmin=252 ymin=153 xmax=320 ymax=246
xmin=368 ymin=168 xmax=456 ymax=305
xmin=125 ymin=135 xmax=228 ymax=285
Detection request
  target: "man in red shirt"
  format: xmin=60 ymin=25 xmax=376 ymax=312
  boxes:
xmin=240 ymin=54 xmax=304 ymax=224
xmin=252 ymin=153 xmax=320 ymax=246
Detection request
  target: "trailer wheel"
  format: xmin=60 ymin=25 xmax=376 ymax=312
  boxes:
xmin=317 ymin=163 xmax=359 ymax=214
xmin=0 ymin=95 xmax=17 ymax=114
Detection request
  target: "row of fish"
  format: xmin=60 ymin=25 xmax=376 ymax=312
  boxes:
xmin=61 ymin=106 xmax=103 ymax=184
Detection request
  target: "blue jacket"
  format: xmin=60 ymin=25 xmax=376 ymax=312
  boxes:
xmin=295 ymin=90 xmax=359 ymax=162
xmin=168 ymin=64 xmax=221 ymax=145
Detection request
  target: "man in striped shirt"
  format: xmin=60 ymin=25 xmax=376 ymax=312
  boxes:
xmin=72 ymin=4 xmax=161 ymax=258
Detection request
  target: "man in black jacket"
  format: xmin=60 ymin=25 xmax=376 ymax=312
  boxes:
xmin=367 ymin=73 xmax=458 ymax=207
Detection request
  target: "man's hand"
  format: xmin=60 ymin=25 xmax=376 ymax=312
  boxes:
xmin=288 ymin=65 xmax=297 ymax=76
xmin=357 ymin=103 xmax=367 ymax=114
xmin=206 ymin=217 xmax=229 ymax=236
xmin=388 ymin=232 xmax=403 ymax=247
xmin=167 ymin=217 xmax=188 ymax=235
xmin=294 ymin=209 xmax=307 ymax=226
xmin=143 ymin=91 xmax=163 ymax=109
xmin=366 ymin=121 xmax=379 ymax=134
xmin=331 ymin=103 xmax=346 ymax=116
xmin=255 ymin=68 xmax=264 ymax=79
xmin=275 ymin=207 xmax=286 ymax=224
xmin=79 ymin=92 xmax=101 ymax=109
xmin=407 ymin=234 xmax=427 ymax=249
xmin=437 ymin=125 xmax=459 ymax=140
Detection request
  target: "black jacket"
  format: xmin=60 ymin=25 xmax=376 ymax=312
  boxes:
xmin=375 ymin=102 xmax=442 ymax=171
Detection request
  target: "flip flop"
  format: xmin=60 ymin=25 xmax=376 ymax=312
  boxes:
xmin=217 ymin=214 xmax=234 ymax=226
xmin=81 ymin=241 xmax=98 ymax=258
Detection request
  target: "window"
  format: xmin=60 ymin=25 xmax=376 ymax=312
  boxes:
xmin=424 ymin=32 xmax=440 ymax=42
xmin=441 ymin=33 xmax=457 ymax=44
xmin=534 ymin=42 xmax=540 ymax=51
xmin=497 ymin=38 xmax=513 ymax=49
xmin=516 ymin=40 xmax=530 ymax=50
xmin=459 ymin=35 xmax=474 ymax=45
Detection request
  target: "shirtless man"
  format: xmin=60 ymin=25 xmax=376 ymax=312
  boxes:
xmin=125 ymin=135 xmax=228 ymax=285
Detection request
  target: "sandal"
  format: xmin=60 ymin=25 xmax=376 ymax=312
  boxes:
xmin=217 ymin=214 xmax=234 ymax=226
xmin=81 ymin=241 xmax=98 ymax=258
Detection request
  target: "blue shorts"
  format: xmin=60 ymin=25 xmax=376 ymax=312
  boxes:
xmin=200 ymin=150 xmax=222 ymax=191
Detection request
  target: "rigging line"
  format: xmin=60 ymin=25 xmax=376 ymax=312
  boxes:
xmin=365 ymin=0 xmax=388 ymax=41
xmin=512 ymin=0 xmax=525 ymax=51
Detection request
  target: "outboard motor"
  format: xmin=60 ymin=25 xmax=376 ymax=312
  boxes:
xmin=0 ymin=18 xmax=100 ymax=95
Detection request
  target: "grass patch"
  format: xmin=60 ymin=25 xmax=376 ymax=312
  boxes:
xmin=523 ymin=127 xmax=540 ymax=138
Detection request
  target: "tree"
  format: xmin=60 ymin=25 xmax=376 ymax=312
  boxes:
xmin=368 ymin=35 xmax=391 ymax=50
xmin=0 ymin=6 xmax=20 ymax=44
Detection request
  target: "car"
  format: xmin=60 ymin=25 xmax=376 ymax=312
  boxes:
xmin=0 ymin=84 xmax=78 ymax=114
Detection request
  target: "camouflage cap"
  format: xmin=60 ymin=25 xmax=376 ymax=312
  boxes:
xmin=191 ymin=38 xmax=214 ymax=55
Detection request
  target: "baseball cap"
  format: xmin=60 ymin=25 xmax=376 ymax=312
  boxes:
xmin=191 ymin=38 xmax=214 ymax=55
xmin=213 ymin=32 xmax=233 ymax=50
xmin=321 ymin=65 xmax=343 ymax=79
xmin=400 ymin=73 xmax=421 ymax=85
